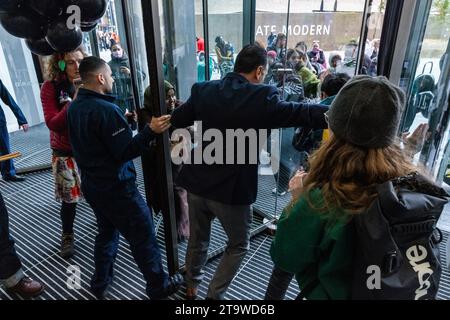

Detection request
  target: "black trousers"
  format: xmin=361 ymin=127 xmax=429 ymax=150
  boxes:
xmin=0 ymin=191 xmax=22 ymax=281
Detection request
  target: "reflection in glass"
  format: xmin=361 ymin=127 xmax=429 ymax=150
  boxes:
xmin=108 ymin=43 xmax=135 ymax=115
xmin=398 ymin=0 xmax=450 ymax=176
xmin=255 ymin=0 xmax=387 ymax=77
xmin=95 ymin=0 xmax=144 ymax=131
xmin=97 ymin=0 xmax=122 ymax=62
xmin=255 ymin=0 xmax=290 ymax=221
xmin=82 ymin=33 xmax=94 ymax=56
xmin=197 ymin=51 xmax=214 ymax=82
xmin=125 ymin=1 xmax=150 ymax=105
xmin=208 ymin=0 xmax=243 ymax=80
xmin=0 ymin=25 xmax=47 ymax=172
xmin=150 ymin=0 xmax=202 ymax=265
xmin=214 ymin=35 xmax=236 ymax=79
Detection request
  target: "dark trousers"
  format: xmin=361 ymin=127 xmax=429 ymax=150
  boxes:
xmin=265 ymin=266 xmax=295 ymax=300
xmin=82 ymin=180 xmax=168 ymax=298
xmin=60 ymin=202 xmax=77 ymax=235
xmin=0 ymin=191 xmax=22 ymax=281
xmin=0 ymin=125 xmax=15 ymax=178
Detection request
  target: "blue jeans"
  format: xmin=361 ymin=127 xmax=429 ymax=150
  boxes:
xmin=82 ymin=180 xmax=168 ymax=298
xmin=0 ymin=125 xmax=16 ymax=178
xmin=0 ymin=191 xmax=23 ymax=287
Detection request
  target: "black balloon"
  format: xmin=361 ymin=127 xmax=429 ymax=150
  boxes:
xmin=81 ymin=21 xmax=98 ymax=32
xmin=0 ymin=0 xmax=21 ymax=13
xmin=65 ymin=0 xmax=107 ymax=23
xmin=26 ymin=38 xmax=56 ymax=56
xmin=28 ymin=0 xmax=65 ymax=18
xmin=46 ymin=19 xmax=83 ymax=52
xmin=0 ymin=11 xmax=47 ymax=39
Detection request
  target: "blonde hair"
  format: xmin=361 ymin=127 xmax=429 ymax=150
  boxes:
xmin=302 ymin=134 xmax=417 ymax=216
xmin=45 ymin=47 xmax=87 ymax=82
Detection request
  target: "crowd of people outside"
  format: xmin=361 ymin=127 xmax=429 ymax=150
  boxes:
xmin=262 ymin=33 xmax=382 ymax=194
xmin=97 ymin=29 xmax=121 ymax=52
xmin=195 ymin=32 xmax=379 ymax=84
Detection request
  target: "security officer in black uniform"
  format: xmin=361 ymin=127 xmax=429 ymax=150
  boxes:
xmin=67 ymin=56 xmax=182 ymax=300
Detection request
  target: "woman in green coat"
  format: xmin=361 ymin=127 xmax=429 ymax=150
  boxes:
xmin=269 ymin=76 xmax=421 ymax=300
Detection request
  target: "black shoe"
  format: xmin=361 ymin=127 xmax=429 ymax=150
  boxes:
xmin=60 ymin=234 xmax=74 ymax=259
xmin=151 ymin=273 xmax=184 ymax=300
xmin=90 ymin=277 xmax=113 ymax=300
xmin=90 ymin=287 xmax=109 ymax=300
xmin=3 ymin=175 xmax=25 ymax=182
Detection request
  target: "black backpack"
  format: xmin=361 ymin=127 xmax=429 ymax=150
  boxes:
xmin=352 ymin=173 xmax=449 ymax=300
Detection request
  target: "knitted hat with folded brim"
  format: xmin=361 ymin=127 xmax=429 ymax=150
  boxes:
xmin=328 ymin=75 xmax=406 ymax=149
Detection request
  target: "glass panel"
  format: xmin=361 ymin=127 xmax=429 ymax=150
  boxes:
xmin=195 ymin=0 xmax=211 ymax=82
xmin=256 ymin=0 xmax=383 ymax=221
xmin=157 ymin=0 xmax=205 ymax=265
xmin=398 ymin=0 xmax=450 ymax=174
xmin=124 ymin=1 xmax=150 ymax=107
xmin=0 ymin=26 xmax=48 ymax=172
xmin=208 ymin=0 xmax=244 ymax=80
xmin=160 ymin=0 xmax=199 ymax=100
xmin=96 ymin=0 xmax=139 ymax=128
xmin=254 ymin=0 xmax=290 ymax=222
xmin=98 ymin=0 xmax=123 ymax=62
xmin=82 ymin=32 xmax=94 ymax=56
xmin=359 ymin=0 xmax=386 ymax=75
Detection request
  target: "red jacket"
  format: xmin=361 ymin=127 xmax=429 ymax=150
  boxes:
xmin=41 ymin=81 xmax=72 ymax=154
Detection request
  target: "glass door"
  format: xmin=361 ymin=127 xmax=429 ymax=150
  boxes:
xmin=256 ymin=0 xmax=387 ymax=222
xmin=207 ymin=0 xmax=244 ymax=80
xmin=133 ymin=0 xmax=392 ymax=271
xmin=252 ymin=0 xmax=290 ymax=224
xmin=0 ymin=26 xmax=46 ymax=172
xmin=394 ymin=0 xmax=450 ymax=183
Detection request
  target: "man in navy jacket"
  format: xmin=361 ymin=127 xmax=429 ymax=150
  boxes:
xmin=0 ymin=79 xmax=29 ymax=182
xmin=68 ymin=57 xmax=182 ymax=300
xmin=171 ymin=44 xmax=328 ymax=300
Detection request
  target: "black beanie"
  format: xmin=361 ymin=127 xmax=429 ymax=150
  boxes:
xmin=328 ymin=75 xmax=406 ymax=148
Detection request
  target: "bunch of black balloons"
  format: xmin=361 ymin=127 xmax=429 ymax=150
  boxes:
xmin=0 ymin=0 xmax=108 ymax=56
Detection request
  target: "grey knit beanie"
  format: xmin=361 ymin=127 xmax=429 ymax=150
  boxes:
xmin=328 ymin=75 xmax=406 ymax=148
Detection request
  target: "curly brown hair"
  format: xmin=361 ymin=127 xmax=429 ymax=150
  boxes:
xmin=45 ymin=46 xmax=87 ymax=82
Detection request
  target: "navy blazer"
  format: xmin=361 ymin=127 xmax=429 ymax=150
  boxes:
xmin=171 ymin=72 xmax=328 ymax=205
xmin=0 ymin=79 xmax=27 ymax=127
